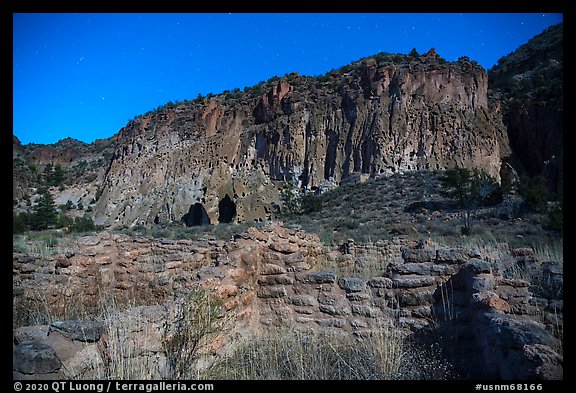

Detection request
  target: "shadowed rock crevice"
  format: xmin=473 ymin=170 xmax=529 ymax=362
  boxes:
xmin=218 ymin=194 xmax=237 ymax=224
xmin=182 ymin=203 xmax=210 ymax=227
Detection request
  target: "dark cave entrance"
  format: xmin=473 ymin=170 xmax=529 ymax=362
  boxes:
xmin=182 ymin=203 xmax=211 ymax=227
xmin=218 ymin=194 xmax=237 ymax=223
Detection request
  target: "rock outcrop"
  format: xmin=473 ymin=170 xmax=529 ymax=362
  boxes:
xmin=12 ymin=136 xmax=115 ymax=208
xmin=13 ymin=224 xmax=562 ymax=380
xmin=93 ymin=51 xmax=509 ymax=227
xmin=489 ymin=23 xmax=563 ymax=197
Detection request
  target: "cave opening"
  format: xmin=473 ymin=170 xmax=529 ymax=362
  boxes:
xmin=182 ymin=203 xmax=211 ymax=227
xmin=218 ymin=194 xmax=237 ymax=223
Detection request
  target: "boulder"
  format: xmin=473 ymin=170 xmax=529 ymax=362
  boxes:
xmin=256 ymin=286 xmax=287 ymax=299
xmin=260 ymin=263 xmax=287 ymax=275
xmin=13 ymin=341 xmax=61 ymax=375
xmin=367 ymin=277 xmax=393 ymax=289
xmin=401 ymin=247 xmax=435 ymax=263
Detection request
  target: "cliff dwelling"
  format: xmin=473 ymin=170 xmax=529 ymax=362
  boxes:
xmin=182 ymin=203 xmax=211 ymax=226
xmin=218 ymin=194 xmax=237 ymax=223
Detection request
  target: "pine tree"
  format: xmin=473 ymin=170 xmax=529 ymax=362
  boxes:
xmin=42 ymin=163 xmax=53 ymax=185
xmin=52 ymin=164 xmax=65 ymax=186
xmin=13 ymin=212 xmax=29 ymax=234
xmin=439 ymin=167 xmax=502 ymax=235
xmin=31 ymin=188 xmax=59 ymax=230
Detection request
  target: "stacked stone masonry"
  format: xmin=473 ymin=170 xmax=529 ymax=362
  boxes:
xmin=13 ymin=223 xmax=562 ymax=379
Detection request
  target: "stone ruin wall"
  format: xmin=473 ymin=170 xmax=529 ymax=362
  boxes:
xmin=13 ymin=224 xmax=562 ymax=380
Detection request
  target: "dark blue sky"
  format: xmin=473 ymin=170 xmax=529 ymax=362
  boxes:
xmin=13 ymin=13 xmax=563 ymax=145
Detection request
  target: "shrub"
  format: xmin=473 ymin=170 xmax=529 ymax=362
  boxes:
xmin=518 ymin=175 xmax=549 ymax=213
xmin=279 ymin=182 xmax=301 ymax=217
xmin=58 ymin=213 xmax=74 ymax=229
xmin=300 ymin=193 xmax=323 ymax=214
xmin=163 ymin=289 xmax=230 ymax=379
xmin=13 ymin=212 xmax=29 ymax=234
xmin=439 ymin=167 xmax=503 ymax=235
xmin=94 ymin=186 xmax=103 ymax=202
xmin=60 ymin=200 xmax=74 ymax=211
xmin=545 ymin=205 xmax=563 ymax=232
xmin=67 ymin=214 xmax=98 ymax=233
xmin=280 ymin=182 xmax=323 ymax=217
xmin=440 ymin=167 xmax=502 ymax=208
xmin=472 ymin=170 xmax=503 ymax=206
xmin=373 ymin=52 xmax=392 ymax=63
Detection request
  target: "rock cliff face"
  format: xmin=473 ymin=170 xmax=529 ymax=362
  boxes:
xmin=12 ymin=136 xmax=115 ymax=206
xmin=95 ymin=49 xmax=509 ymax=227
xmin=489 ymin=23 xmax=563 ymax=197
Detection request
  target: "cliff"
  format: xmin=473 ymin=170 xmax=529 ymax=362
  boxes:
xmin=12 ymin=136 xmax=115 ymax=209
xmin=95 ymin=49 xmax=510 ymax=227
xmin=488 ymin=23 xmax=563 ymax=197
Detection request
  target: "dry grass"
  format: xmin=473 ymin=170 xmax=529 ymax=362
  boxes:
xmin=113 ymin=221 xmax=265 ymax=241
xmin=13 ymin=231 xmax=64 ymax=259
xmin=163 ymin=289 xmax=232 ymax=379
xmin=204 ymin=322 xmax=457 ymax=380
xmin=204 ymin=324 xmax=406 ymax=380
xmin=98 ymin=294 xmax=168 ymax=380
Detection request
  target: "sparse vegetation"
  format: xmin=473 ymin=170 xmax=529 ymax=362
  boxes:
xmin=164 ymin=289 xmax=231 ymax=379
xmin=206 ymin=325 xmax=457 ymax=380
xmin=279 ymin=182 xmax=323 ymax=217
xmin=281 ymin=170 xmax=559 ymax=248
xmin=439 ymin=167 xmax=503 ymax=235
xmin=114 ymin=221 xmax=264 ymax=241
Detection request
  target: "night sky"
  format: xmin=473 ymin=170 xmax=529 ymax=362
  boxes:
xmin=13 ymin=13 xmax=563 ymax=145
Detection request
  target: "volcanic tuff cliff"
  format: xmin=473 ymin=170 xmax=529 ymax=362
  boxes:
xmin=488 ymin=23 xmax=563 ymax=197
xmin=93 ymin=49 xmax=510 ymax=227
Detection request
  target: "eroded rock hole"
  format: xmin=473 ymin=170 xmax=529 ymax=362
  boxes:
xmin=182 ymin=203 xmax=210 ymax=227
xmin=218 ymin=194 xmax=237 ymax=223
